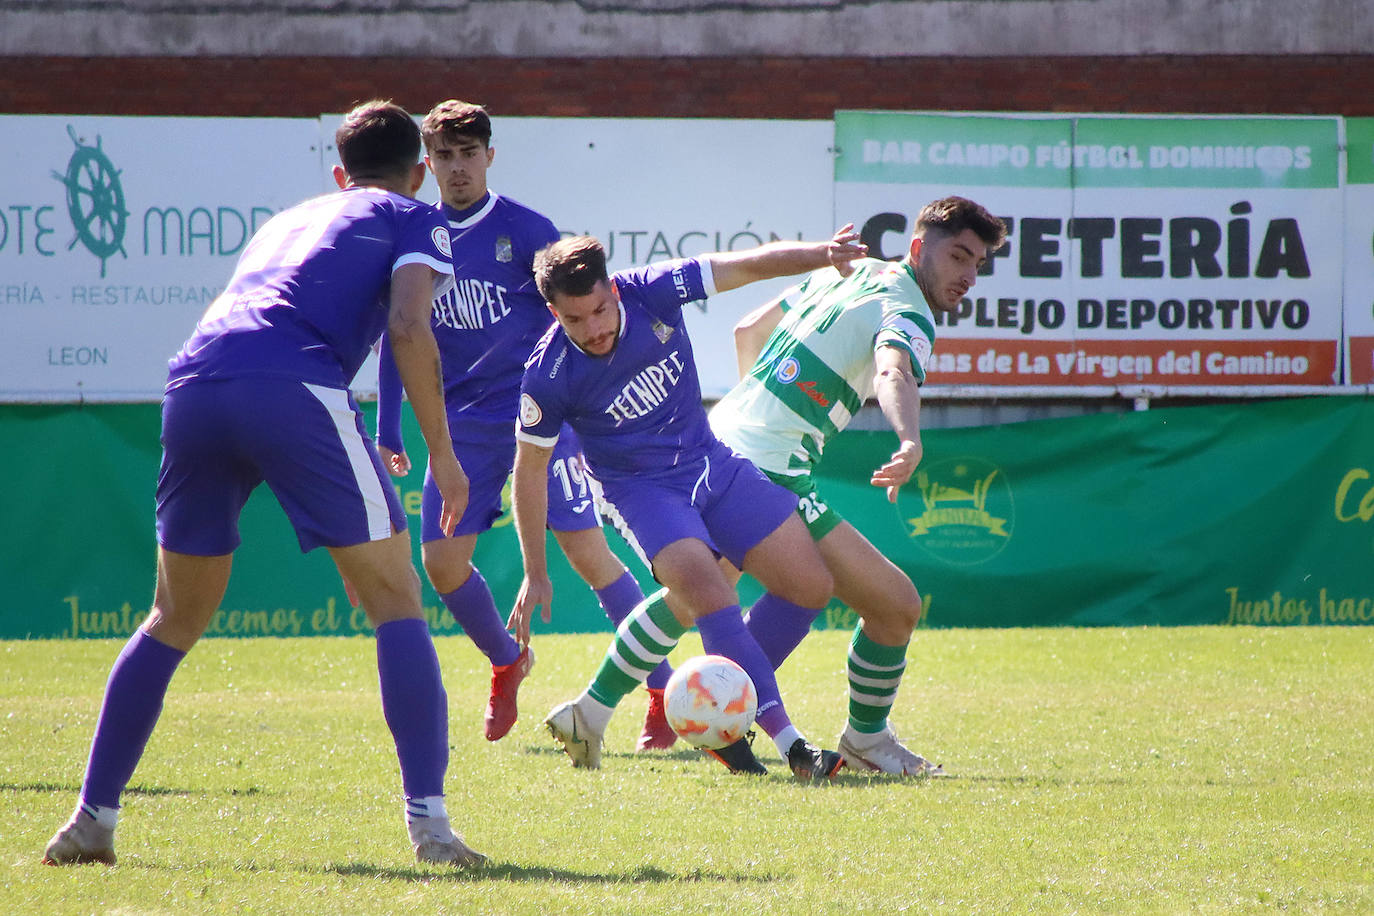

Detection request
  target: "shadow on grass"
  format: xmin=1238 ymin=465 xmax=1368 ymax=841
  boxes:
xmin=321 ymin=860 xmax=783 ymax=885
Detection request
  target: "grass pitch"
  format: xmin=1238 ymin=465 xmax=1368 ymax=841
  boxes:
xmin=3 ymin=626 xmax=1372 ymax=914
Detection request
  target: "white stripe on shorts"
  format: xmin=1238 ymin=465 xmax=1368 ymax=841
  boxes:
xmin=303 ymin=382 xmax=392 ymax=543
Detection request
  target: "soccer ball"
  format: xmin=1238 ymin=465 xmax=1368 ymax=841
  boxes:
xmin=663 ymin=654 xmax=758 ymax=750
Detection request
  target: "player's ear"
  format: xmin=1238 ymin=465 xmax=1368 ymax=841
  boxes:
xmin=407 ymin=162 xmax=427 ymax=196
xmin=332 ymin=165 xmax=349 ymax=189
xmin=486 ymin=145 xmax=496 ymax=167
xmin=609 ymin=278 xmax=620 ymax=300
xmin=908 ymin=236 xmax=924 ymax=262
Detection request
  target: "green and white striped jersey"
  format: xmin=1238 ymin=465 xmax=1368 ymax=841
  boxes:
xmin=709 ymin=258 xmax=935 ymax=477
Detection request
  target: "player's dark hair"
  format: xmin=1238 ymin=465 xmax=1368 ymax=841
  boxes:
xmin=533 ymin=236 xmax=609 ymax=305
xmin=915 ymin=196 xmax=1008 ymax=252
xmin=335 ymin=100 xmax=422 ymax=182
xmin=421 ymin=99 xmax=493 ymax=151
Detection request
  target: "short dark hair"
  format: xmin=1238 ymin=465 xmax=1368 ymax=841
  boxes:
xmin=533 ymin=236 xmax=608 ymax=304
xmin=915 ymin=196 xmax=1008 ymax=252
xmin=421 ymin=99 xmax=493 ymax=151
xmin=335 ymin=100 xmax=422 ymax=182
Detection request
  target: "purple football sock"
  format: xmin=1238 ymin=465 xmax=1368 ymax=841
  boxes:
xmin=440 ymin=567 xmax=520 ymax=667
xmin=594 ymin=570 xmax=644 ymax=627
xmin=81 ymin=629 xmax=186 ymax=809
xmin=376 ymin=618 xmax=449 ymax=799
xmin=695 ymin=605 xmax=792 ymax=738
xmin=744 ymin=592 xmax=823 ymax=669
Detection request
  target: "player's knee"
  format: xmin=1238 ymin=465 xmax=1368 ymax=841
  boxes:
xmin=792 ymin=564 xmax=834 ymax=610
xmin=870 ymin=580 xmax=922 ymax=635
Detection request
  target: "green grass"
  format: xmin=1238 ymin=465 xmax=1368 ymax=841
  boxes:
xmin=3 ymin=627 xmax=1372 ymax=914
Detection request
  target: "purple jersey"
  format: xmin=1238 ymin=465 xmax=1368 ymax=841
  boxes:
xmin=516 ymin=257 xmax=718 ymax=483
xmin=167 ymin=187 xmax=453 ymax=392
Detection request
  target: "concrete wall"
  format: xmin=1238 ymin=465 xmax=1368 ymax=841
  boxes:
xmin=1 ymin=0 xmax=1370 ymax=57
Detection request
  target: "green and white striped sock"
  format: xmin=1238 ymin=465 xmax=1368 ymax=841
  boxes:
xmin=585 ymin=588 xmax=686 ymax=709
xmin=847 ymin=626 xmax=909 ymax=735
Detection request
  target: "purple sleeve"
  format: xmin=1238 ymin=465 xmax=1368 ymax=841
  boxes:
xmin=375 ymin=334 xmax=405 ymax=455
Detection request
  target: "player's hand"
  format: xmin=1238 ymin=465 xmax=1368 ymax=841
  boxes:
xmin=827 ymin=223 xmax=868 ymax=277
xmin=379 ymin=445 xmax=411 ymax=477
xmin=508 ymin=574 xmax=553 ymax=647
xmin=871 ymin=438 xmax=922 ymax=503
xmin=430 ymin=451 xmax=469 ymax=536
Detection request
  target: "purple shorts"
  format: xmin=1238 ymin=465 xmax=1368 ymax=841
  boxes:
xmin=157 ymin=378 xmax=406 ymax=555
xmin=420 ymin=422 xmax=600 ymax=543
xmin=597 ymin=439 xmax=796 ymax=572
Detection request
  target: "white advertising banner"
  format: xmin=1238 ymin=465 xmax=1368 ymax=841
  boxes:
xmin=338 ymin=117 xmax=837 ymax=399
xmin=834 ymin=111 xmax=1345 ymax=386
xmin=1344 ymin=117 xmax=1374 ymax=385
xmin=1 ymin=115 xmax=327 ymax=401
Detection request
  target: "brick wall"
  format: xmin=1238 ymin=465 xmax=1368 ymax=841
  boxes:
xmin=2 ymin=55 xmax=1371 ymax=118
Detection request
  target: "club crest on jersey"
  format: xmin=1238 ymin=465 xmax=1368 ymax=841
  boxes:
xmin=432 ymin=226 xmax=452 ymax=258
xmin=519 ymin=393 xmax=543 ymax=427
xmin=495 ymin=235 xmax=513 ymax=263
xmin=652 ymin=320 xmax=675 ymax=343
xmin=775 ymin=357 xmax=800 ymax=384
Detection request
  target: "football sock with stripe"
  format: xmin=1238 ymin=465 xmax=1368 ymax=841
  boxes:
xmin=376 ymin=619 xmax=449 ymax=799
xmin=847 ymin=626 xmax=909 ymax=734
xmin=80 ymin=628 xmax=186 ymax=811
xmin=585 ymin=587 xmax=684 ymax=709
xmin=440 ymin=568 xmax=520 ymax=667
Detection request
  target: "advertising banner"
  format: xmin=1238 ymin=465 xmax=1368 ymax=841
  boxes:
xmin=327 ymin=116 xmax=837 ymax=400
xmin=0 ymin=116 xmax=327 ymax=401
xmin=1345 ymin=117 xmax=1374 ymax=385
xmin=4 ymin=397 xmax=1370 ymax=639
xmin=834 ymin=111 xmax=1345 ymax=386
xmin=815 ymin=396 xmax=1374 ymax=628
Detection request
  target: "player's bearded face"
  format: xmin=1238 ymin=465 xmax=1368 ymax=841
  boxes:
xmin=913 ymin=227 xmax=990 ymax=313
xmin=552 ymin=280 xmax=621 ymax=355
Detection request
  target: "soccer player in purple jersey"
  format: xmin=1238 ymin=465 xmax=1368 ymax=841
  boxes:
xmin=510 ymin=231 xmax=870 ymax=780
xmin=43 ymin=101 xmax=485 ymax=869
xmin=373 ymin=100 xmax=670 ymax=747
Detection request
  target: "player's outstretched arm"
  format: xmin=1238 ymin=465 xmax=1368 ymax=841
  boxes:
xmin=388 ymin=262 xmax=467 ymax=535
xmin=509 ymin=437 xmax=555 ymax=646
xmin=870 ymin=344 xmax=924 ymax=503
xmin=732 ymin=295 xmax=785 ymax=379
xmin=706 ymin=223 xmax=867 ymax=293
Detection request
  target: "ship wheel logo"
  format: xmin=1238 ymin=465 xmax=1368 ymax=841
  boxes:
xmin=51 ymin=125 xmax=129 ymax=278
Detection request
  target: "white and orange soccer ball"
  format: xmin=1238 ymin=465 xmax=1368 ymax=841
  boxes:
xmin=663 ymin=654 xmax=758 ymax=750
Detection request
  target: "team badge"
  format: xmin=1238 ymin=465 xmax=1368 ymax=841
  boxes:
xmin=652 ymin=320 xmax=675 ymax=343
xmin=775 ymin=357 xmax=801 ymax=384
xmin=519 ymin=393 xmax=543 ymax=427
xmin=495 ymin=235 xmax=513 ymax=263
xmin=432 ymin=226 xmax=452 ymax=258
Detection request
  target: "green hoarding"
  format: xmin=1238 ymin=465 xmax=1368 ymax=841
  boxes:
xmin=3 ymin=396 xmax=1371 ymax=640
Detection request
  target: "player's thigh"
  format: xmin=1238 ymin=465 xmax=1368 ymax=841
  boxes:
xmin=650 ymin=537 xmax=739 ymax=619
xmin=819 ymin=521 xmax=921 ymax=631
xmin=328 ymin=531 xmax=424 ymax=626
xmin=739 ymin=512 xmax=832 ymax=607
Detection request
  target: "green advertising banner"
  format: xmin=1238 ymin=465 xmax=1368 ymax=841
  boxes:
xmin=3 ymin=396 xmax=1372 ymax=639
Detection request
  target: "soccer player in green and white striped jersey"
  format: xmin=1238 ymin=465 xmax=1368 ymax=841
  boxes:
xmin=558 ymin=196 xmax=1006 ymax=776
